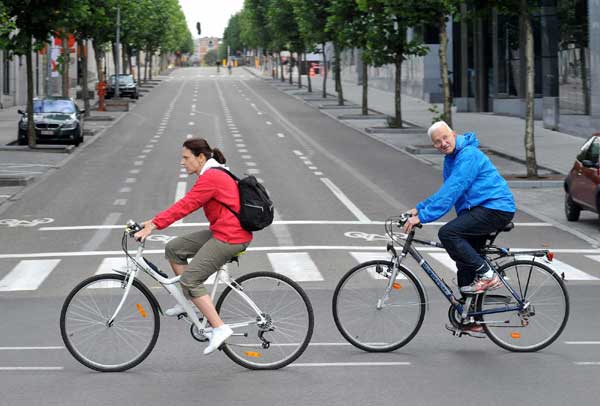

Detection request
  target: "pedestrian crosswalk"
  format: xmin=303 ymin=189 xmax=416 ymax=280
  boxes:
xmin=1 ymin=251 xmax=599 ymax=292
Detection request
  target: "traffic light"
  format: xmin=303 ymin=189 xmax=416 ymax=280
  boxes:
xmin=196 ymin=22 xmax=201 ymax=36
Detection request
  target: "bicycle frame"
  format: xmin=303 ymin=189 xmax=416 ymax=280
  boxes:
xmin=384 ymin=229 xmax=539 ymax=320
xmin=108 ymin=239 xmax=266 ymax=336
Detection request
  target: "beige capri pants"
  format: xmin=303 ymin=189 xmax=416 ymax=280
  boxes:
xmin=165 ymin=230 xmax=249 ymax=298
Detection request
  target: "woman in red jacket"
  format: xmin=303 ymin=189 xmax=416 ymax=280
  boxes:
xmin=134 ymin=138 xmax=252 ymax=355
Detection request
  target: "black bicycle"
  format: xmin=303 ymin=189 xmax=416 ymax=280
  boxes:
xmin=332 ymin=212 xmax=569 ymax=352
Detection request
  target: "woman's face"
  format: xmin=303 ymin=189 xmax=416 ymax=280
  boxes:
xmin=180 ymin=147 xmax=206 ymax=174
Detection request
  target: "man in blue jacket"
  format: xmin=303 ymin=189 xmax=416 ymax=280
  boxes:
xmin=403 ymin=121 xmax=516 ymax=295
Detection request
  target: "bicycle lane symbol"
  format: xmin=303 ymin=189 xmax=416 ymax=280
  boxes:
xmin=0 ymin=218 xmax=55 ymax=228
xmin=344 ymin=231 xmax=391 ymax=242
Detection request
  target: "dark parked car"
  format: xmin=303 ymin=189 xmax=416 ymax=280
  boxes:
xmin=18 ymin=97 xmax=85 ymax=146
xmin=105 ymin=74 xmax=139 ymax=99
xmin=564 ymin=134 xmax=600 ymax=222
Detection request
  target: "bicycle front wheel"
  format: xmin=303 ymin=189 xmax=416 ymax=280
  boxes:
xmin=215 ymin=272 xmax=314 ymax=370
xmin=60 ymin=274 xmax=160 ymax=372
xmin=477 ymin=259 xmax=569 ymax=352
xmin=332 ymin=260 xmax=426 ymax=352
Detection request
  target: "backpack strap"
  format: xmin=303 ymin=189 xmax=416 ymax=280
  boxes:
xmin=210 ymin=167 xmax=240 ymax=218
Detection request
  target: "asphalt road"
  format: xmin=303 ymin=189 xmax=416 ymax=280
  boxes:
xmin=1 ymin=67 xmax=599 ymax=406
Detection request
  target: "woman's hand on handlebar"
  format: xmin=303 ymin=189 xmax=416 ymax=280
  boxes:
xmin=402 ymin=209 xmax=421 ymax=234
xmin=134 ymin=220 xmax=156 ymax=242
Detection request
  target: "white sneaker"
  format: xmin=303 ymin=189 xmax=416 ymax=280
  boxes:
xmin=203 ymin=325 xmax=233 ymax=355
xmin=164 ymin=304 xmax=186 ymax=317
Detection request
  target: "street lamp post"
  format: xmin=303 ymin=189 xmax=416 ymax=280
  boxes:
xmin=115 ymin=4 xmax=121 ymax=99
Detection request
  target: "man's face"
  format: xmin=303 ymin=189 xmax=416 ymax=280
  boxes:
xmin=431 ymin=128 xmax=457 ymax=155
xmin=180 ymin=147 xmax=206 ymax=174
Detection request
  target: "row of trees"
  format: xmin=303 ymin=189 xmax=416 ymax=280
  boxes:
xmin=224 ymin=0 xmax=552 ymax=177
xmin=0 ymin=0 xmax=193 ymax=147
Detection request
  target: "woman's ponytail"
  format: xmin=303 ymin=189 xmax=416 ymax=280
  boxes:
xmin=211 ymin=148 xmax=226 ymax=164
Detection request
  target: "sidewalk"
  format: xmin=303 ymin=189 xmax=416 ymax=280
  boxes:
xmin=250 ymin=66 xmax=586 ymax=177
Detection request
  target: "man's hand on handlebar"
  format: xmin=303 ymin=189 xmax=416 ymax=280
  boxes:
xmin=402 ymin=208 xmax=421 ymax=234
xmin=134 ymin=220 xmax=156 ymax=242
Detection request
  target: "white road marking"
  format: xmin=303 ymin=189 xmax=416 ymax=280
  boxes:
xmin=137 ymin=155 xmax=146 ymax=159
xmin=241 ymin=155 xmax=252 ymax=159
xmin=574 ymin=362 xmax=600 ymax=366
xmin=266 ymin=121 xmax=272 ymax=125
xmin=267 ymin=252 xmax=323 ymax=281
xmin=113 ymin=199 xmax=127 ymax=206
xmin=428 ymin=253 xmax=458 ymax=273
xmin=304 ymin=161 xmax=313 ymax=165
xmin=320 ymin=178 xmax=370 ymax=222
xmin=129 ymin=169 xmax=140 ymax=174
xmin=277 ymin=133 xmax=285 ymax=138
xmin=125 ymin=178 xmax=136 ymax=183
xmin=0 ymin=260 xmax=60 ymax=291
xmin=516 ymin=256 xmax=598 ymax=280
xmin=245 ymin=162 xmax=257 ymax=166
xmin=290 ymin=362 xmax=410 ymax=367
xmin=93 ymin=257 xmax=127 ymax=288
xmin=134 ymin=161 xmax=143 ymax=166
xmin=236 ymin=143 xmax=246 ymax=148
xmin=0 ymin=367 xmax=63 ymax=371
xmin=188 ymin=122 xmax=195 ymax=126
xmin=175 ymin=182 xmax=187 ymax=202
xmin=0 ymin=347 xmax=63 ymax=350
xmin=293 ymin=150 xmax=303 ymax=156
xmin=81 ymin=212 xmax=122 ymax=252
xmin=349 ymin=252 xmax=405 ymax=279
xmin=186 ymin=134 xmax=193 ymax=139
xmin=179 ymin=174 xmax=188 ymax=178
xmin=238 ymin=149 xmax=248 ymax=152
xmin=142 ymin=149 xmax=151 ymax=153
xmin=308 ymin=166 xmax=317 ymax=170
xmin=314 ymin=172 xmax=323 ymax=175
xmin=119 ymin=187 xmax=131 ymax=193
xmin=565 ymin=342 xmax=600 ymax=345
xmin=246 ymin=168 xmax=260 ymax=174
xmin=38 ymin=221 xmax=553 ymax=231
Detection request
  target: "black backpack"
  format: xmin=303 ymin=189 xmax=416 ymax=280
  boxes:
xmin=213 ymin=167 xmax=274 ymax=232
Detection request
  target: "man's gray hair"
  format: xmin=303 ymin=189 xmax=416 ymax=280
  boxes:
xmin=427 ymin=121 xmax=453 ymax=139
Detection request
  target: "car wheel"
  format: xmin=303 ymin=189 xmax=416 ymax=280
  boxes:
xmin=17 ymin=138 xmax=27 ymax=146
xmin=565 ymin=193 xmax=581 ymax=221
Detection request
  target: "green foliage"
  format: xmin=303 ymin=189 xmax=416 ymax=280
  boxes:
xmin=267 ymin=0 xmax=303 ymax=52
xmin=239 ymin=0 xmax=272 ymax=48
xmin=289 ymin=0 xmax=332 ymax=46
xmin=224 ymin=13 xmax=245 ymax=54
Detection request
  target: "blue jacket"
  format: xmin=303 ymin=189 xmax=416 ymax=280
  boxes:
xmin=416 ymin=132 xmax=516 ymax=223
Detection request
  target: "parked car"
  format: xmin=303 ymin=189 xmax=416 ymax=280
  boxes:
xmin=105 ymin=74 xmax=139 ymax=99
xmin=564 ymin=134 xmax=600 ymax=222
xmin=18 ymin=97 xmax=85 ymax=146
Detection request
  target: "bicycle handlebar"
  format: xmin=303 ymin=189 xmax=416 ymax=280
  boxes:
xmin=125 ymin=220 xmax=142 ymax=237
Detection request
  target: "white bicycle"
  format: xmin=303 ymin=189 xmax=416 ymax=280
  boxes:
xmin=60 ymin=220 xmax=314 ymax=372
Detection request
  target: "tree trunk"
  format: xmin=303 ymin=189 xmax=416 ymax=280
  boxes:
xmin=92 ymin=40 xmax=104 ymax=82
xmin=392 ymin=56 xmax=403 ymax=128
xmin=521 ymin=2 xmax=538 ymax=177
xmin=438 ymin=13 xmax=452 ymax=127
xmin=149 ymin=54 xmax=153 ymax=80
xmin=80 ymin=40 xmax=90 ymax=117
xmin=136 ymin=49 xmax=141 ymax=83
xmin=362 ymin=54 xmax=368 ymax=115
xmin=334 ymin=43 xmax=344 ymax=106
xmin=298 ymin=51 xmax=302 ymax=88
xmin=580 ymin=47 xmax=590 ymax=115
xmin=306 ymin=52 xmax=312 ymax=93
xmin=280 ymin=54 xmax=285 ymax=82
xmin=144 ymin=50 xmax=149 ymax=82
xmin=122 ymin=44 xmax=128 ymax=74
xmin=62 ymin=31 xmax=69 ymax=97
xmin=322 ymin=42 xmax=328 ymax=99
xmin=26 ymin=37 xmax=36 ymax=147
xmin=289 ymin=54 xmax=293 ymax=85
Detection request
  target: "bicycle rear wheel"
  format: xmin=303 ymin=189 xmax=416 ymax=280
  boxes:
xmin=476 ymin=259 xmax=569 ymax=352
xmin=332 ymin=260 xmax=426 ymax=352
xmin=215 ymin=272 xmax=314 ymax=370
xmin=60 ymin=274 xmax=160 ymax=372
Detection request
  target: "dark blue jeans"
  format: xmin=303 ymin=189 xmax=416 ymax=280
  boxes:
xmin=438 ymin=206 xmax=514 ymax=288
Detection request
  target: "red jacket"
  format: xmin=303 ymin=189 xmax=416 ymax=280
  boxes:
xmin=152 ymin=168 xmax=252 ymax=244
